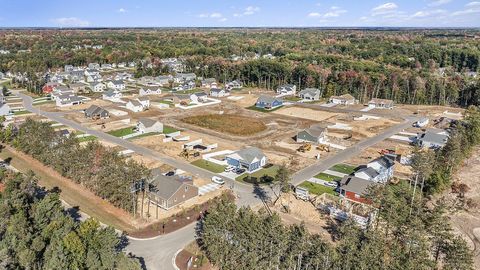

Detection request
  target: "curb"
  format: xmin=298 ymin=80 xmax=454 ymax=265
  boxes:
xmin=172 ymin=249 xmax=182 ymax=270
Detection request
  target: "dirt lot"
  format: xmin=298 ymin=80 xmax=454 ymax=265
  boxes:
xmin=182 ymin=114 xmax=267 ymax=136
xmin=344 ymin=140 xmax=413 ymax=178
xmin=274 ymin=106 xmax=339 ymax=122
xmin=271 ymin=193 xmax=333 ymax=241
xmin=449 ymin=147 xmax=480 ymax=268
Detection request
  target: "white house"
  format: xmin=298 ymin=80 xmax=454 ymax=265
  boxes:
xmin=368 ymin=98 xmax=394 ymax=109
xmin=102 ymin=89 xmax=123 ymax=102
xmin=89 ymin=82 xmax=105 ymax=92
xmin=88 ymin=63 xmax=100 ymax=70
xmin=209 ymin=88 xmax=230 ymax=97
xmin=139 ymin=86 xmax=162 ymax=96
xmin=126 ymin=100 xmax=145 ymax=112
xmin=106 ymin=80 xmax=125 ymax=91
xmin=56 ymin=95 xmax=86 ymax=107
xmin=298 ymin=88 xmax=321 ymax=101
xmin=329 ymin=94 xmax=356 ymax=105
xmin=225 ymin=80 xmax=242 ymax=90
xmin=354 ymin=156 xmax=394 ymax=184
xmin=276 ymin=84 xmax=297 ymax=96
xmin=136 ymin=118 xmax=164 ymax=134
xmin=201 ymin=78 xmax=217 ymax=88
xmin=190 ymin=92 xmax=208 ymax=104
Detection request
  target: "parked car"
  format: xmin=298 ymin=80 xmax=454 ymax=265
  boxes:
xmin=323 ymin=181 xmax=338 ymax=188
xmin=211 ymin=176 xmax=225 ymax=185
xmin=235 ymin=168 xmax=246 ymax=174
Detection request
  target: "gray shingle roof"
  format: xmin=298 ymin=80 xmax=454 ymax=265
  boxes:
xmin=370 ymin=156 xmax=395 ymax=168
xmin=138 ymin=118 xmax=159 ymax=128
xmin=299 ymin=88 xmax=320 ymax=96
xmin=304 ymin=125 xmax=326 ymax=138
xmin=149 ymin=173 xmax=191 ymax=200
xmin=340 ymin=176 xmax=375 ymax=195
xmin=232 ymin=147 xmax=265 ymax=163
xmin=257 ymin=95 xmax=282 ymax=104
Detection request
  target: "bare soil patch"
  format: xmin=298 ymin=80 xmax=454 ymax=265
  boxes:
xmin=274 ymin=106 xmax=339 ymax=122
xmin=182 ymin=114 xmax=267 ymax=136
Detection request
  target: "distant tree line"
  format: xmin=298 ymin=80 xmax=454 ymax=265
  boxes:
xmin=0 ymin=170 xmax=142 ymax=269
xmin=1 ymin=29 xmax=479 ymax=106
xmin=1 ymin=119 xmax=149 ymax=213
xmin=198 ymin=182 xmax=473 ymax=270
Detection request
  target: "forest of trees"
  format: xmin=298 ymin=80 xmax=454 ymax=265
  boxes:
xmin=0 ymin=170 xmax=141 ymax=269
xmin=1 ymin=29 xmax=479 ymax=106
xmin=0 ymin=119 xmax=149 ymax=213
xmin=198 ymin=182 xmax=473 ymax=270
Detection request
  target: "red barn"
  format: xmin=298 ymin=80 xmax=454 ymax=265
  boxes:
xmin=339 ymin=176 xmax=376 ymax=204
xmin=42 ymin=82 xmax=59 ymax=94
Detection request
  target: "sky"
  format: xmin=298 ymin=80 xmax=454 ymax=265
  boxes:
xmin=0 ymin=0 xmax=479 ymax=28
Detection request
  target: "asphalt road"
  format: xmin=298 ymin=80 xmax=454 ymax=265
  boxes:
xmin=291 ymin=117 xmax=417 ymax=185
xmin=15 ymin=91 xmax=417 ymax=270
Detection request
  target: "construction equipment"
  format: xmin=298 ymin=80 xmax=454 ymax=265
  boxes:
xmin=316 ymin=144 xmax=330 ymax=152
xmin=179 ymin=149 xmax=200 ymax=160
xmin=297 ymin=143 xmax=312 ymax=153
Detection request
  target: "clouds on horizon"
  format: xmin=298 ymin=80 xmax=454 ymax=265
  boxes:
xmin=3 ymin=0 xmax=479 ymax=28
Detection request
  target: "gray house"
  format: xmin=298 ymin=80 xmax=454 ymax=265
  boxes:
xmin=298 ymin=88 xmax=321 ymax=100
xmin=296 ymin=125 xmax=327 ymax=144
xmin=84 ymin=105 xmax=109 ymax=119
xmin=416 ymin=131 xmax=449 ymax=149
xmin=147 ymin=173 xmax=198 ymax=210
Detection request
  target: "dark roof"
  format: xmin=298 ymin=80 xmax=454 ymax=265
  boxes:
xmin=340 ymin=176 xmax=375 ymax=195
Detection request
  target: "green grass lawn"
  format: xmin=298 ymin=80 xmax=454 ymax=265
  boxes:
xmin=236 ymin=165 xmax=280 ymax=184
xmin=314 ymin=172 xmax=342 ymax=182
xmin=162 ymin=125 xmax=178 ymax=134
xmin=13 ymin=110 xmax=30 ymax=116
xmin=284 ymin=96 xmax=302 ymax=102
xmin=191 ymin=159 xmax=226 ymax=173
xmin=330 ymin=164 xmax=357 ymax=175
xmin=107 ymin=127 xmax=135 ymax=137
xmin=299 ymin=181 xmax=337 ymax=196
xmin=247 ymin=105 xmax=284 ymax=113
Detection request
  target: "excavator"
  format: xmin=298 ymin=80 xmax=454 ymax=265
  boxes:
xmin=179 ymin=148 xmax=200 ymax=160
xmin=316 ymin=144 xmax=330 ymax=152
xmin=297 ymin=143 xmax=312 ymax=153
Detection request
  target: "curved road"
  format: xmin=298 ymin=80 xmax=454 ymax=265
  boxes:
xmin=15 ymin=91 xmax=417 ymax=270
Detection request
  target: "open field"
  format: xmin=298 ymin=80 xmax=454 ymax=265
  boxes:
xmin=182 ymin=114 xmax=267 ymax=136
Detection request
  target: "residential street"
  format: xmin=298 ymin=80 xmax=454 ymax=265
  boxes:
xmin=15 ymin=91 xmax=417 ymax=270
